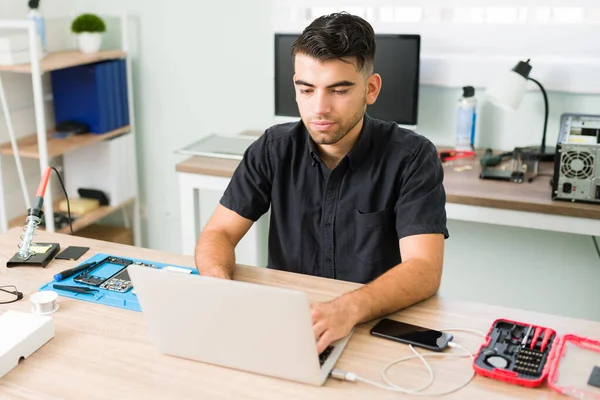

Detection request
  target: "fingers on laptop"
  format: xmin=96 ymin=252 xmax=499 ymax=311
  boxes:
xmin=317 ymin=330 xmax=333 ymax=354
xmin=314 ymin=320 xmax=326 ymax=340
xmin=310 ymin=303 xmax=321 ymax=323
xmin=311 ymin=304 xmax=332 ymax=353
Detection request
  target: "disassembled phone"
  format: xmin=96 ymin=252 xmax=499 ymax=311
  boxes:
xmin=130 ymin=261 xmax=159 ymax=269
xmin=73 ymin=256 xmax=132 ymax=286
xmin=98 ymin=261 xmax=159 ymax=292
xmin=100 ymin=268 xmax=133 ymax=292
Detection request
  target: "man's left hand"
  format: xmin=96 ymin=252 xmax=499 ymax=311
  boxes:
xmin=311 ymin=298 xmax=358 ymax=354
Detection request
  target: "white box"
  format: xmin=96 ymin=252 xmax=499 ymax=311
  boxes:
xmin=0 ymin=310 xmax=55 ymax=379
xmin=0 ymin=49 xmax=31 ymax=66
xmin=64 ymin=133 xmax=136 ymax=206
xmin=0 ymin=32 xmax=43 ymax=66
xmin=0 ymin=32 xmax=29 ymax=53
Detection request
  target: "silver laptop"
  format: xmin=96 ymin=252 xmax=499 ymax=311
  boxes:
xmin=128 ymin=265 xmax=352 ymax=385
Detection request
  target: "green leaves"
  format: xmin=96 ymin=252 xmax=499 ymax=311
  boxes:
xmin=71 ymin=14 xmax=106 ymax=34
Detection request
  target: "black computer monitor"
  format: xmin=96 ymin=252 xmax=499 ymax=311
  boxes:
xmin=274 ymin=33 xmax=421 ymax=125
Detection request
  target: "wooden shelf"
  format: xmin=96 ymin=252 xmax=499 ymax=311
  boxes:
xmin=0 ymin=125 xmax=130 ymax=159
xmin=0 ymin=50 xmax=126 ymax=73
xmin=8 ymin=197 xmax=135 ymax=234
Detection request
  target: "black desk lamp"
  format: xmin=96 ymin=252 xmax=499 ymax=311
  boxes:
xmin=486 ymin=59 xmax=555 ymax=162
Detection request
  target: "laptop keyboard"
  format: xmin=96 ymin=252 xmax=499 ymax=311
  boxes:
xmin=319 ymin=345 xmax=335 ymax=366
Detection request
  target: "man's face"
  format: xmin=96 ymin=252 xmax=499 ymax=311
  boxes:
xmin=293 ymin=54 xmax=380 ymax=145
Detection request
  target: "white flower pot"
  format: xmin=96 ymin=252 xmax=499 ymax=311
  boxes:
xmin=77 ymin=32 xmax=102 ymax=54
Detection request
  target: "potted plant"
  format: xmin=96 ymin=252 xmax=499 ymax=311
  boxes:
xmin=71 ymin=13 xmax=106 ymax=54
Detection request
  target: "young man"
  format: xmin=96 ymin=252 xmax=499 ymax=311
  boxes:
xmin=195 ymin=12 xmax=448 ymax=353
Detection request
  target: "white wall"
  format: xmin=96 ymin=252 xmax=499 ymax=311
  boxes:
xmin=417 ymin=84 xmax=600 ymax=152
xmin=20 ymin=0 xmax=597 ymax=321
xmin=74 ymin=0 xmax=273 ymax=250
xmin=0 ymin=0 xmax=75 ymax=20
xmin=441 ymin=220 xmax=600 ymax=322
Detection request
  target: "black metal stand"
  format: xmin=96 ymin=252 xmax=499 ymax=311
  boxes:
xmin=527 ymin=77 xmax=556 ymax=162
xmin=6 ymin=242 xmax=60 ymax=268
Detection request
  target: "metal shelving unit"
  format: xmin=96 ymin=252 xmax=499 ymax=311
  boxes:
xmin=0 ymin=13 xmax=141 ymax=246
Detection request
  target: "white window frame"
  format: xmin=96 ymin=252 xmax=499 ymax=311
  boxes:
xmin=271 ymin=1 xmax=600 ymax=94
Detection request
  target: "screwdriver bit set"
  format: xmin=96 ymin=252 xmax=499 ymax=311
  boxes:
xmin=473 ymin=319 xmax=556 ymax=387
xmin=473 ymin=318 xmax=600 ymax=396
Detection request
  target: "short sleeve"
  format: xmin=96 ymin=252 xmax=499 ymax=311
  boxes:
xmin=219 ymin=133 xmax=273 ymax=221
xmin=394 ymin=140 xmax=449 ymax=240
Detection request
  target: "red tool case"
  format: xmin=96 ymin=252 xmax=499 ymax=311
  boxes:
xmin=473 ymin=318 xmax=600 ymax=398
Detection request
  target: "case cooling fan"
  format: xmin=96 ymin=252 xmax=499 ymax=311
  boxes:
xmin=560 ymin=150 xmax=594 ymax=179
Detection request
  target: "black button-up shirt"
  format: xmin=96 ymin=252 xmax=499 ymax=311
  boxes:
xmin=220 ymin=113 xmax=449 ymax=284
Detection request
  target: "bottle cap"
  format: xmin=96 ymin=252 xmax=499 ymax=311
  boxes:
xmin=28 ymin=0 xmax=40 ymax=9
xmin=462 ymin=86 xmax=475 ymax=97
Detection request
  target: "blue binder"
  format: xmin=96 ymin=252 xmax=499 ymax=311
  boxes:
xmin=50 ymin=59 xmax=129 ymax=134
xmin=95 ymin=62 xmax=111 ymax=133
xmin=112 ymin=61 xmax=123 ymax=127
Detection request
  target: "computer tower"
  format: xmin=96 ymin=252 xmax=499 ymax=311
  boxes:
xmin=552 ymin=114 xmax=600 ymax=204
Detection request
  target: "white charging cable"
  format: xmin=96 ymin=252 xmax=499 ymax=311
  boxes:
xmin=331 ymin=328 xmax=486 ymax=396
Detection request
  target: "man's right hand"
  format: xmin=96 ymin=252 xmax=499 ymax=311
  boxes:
xmin=194 ymin=204 xmax=254 ymax=280
xmin=201 ymin=268 xmax=233 ymax=280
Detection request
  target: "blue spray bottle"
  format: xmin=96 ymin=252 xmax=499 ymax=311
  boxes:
xmin=27 ymin=0 xmax=46 ymax=52
xmin=455 ymin=86 xmax=477 ymax=151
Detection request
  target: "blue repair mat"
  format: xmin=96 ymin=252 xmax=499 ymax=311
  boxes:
xmin=39 ymin=253 xmax=196 ymax=312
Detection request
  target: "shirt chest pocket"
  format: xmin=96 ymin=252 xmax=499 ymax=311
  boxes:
xmin=353 ymin=208 xmax=396 ymax=263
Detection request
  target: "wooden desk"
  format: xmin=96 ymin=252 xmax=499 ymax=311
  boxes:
xmin=175 ymin=153 xmax=600 ymax=264
xmin=2 ymin=229 xmax=600 ymax=399
xmin=442 ymin=157 xmax=600 ymax=237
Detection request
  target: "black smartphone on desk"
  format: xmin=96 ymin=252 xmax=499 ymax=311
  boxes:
xmin=55 ymin=246 xmax=89 ymax=260
xmin=370 ymin=318 xmax=453 ymax=352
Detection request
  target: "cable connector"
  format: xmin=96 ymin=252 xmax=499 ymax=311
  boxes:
xmin=331 ymin=330 xmax=482 ymax=396
xmin=331 ymin=369 xmax=357 ymax=382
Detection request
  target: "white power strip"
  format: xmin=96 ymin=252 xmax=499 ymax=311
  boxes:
xmin=0 ymin=310 xmax=55 ymax=378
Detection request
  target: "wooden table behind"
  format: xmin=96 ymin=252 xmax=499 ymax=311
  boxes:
xmin=176 ymin=155 xmax=600 ymax=220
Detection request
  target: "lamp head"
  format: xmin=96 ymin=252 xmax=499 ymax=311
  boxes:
xmin=486 ymin=59 xmax=532 ymax=111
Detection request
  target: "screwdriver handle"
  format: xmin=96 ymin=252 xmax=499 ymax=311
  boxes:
xmin=53 ymin=261 xmax=96 ymax=281
xmin=530 ymin=327 xmax=543 ymax=350
xmin=540 ymin=328 xmax=553 ymax=353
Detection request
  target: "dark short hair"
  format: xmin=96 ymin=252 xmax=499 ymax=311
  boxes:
xmin=291 ymin=12 xmax=376 ymax=74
